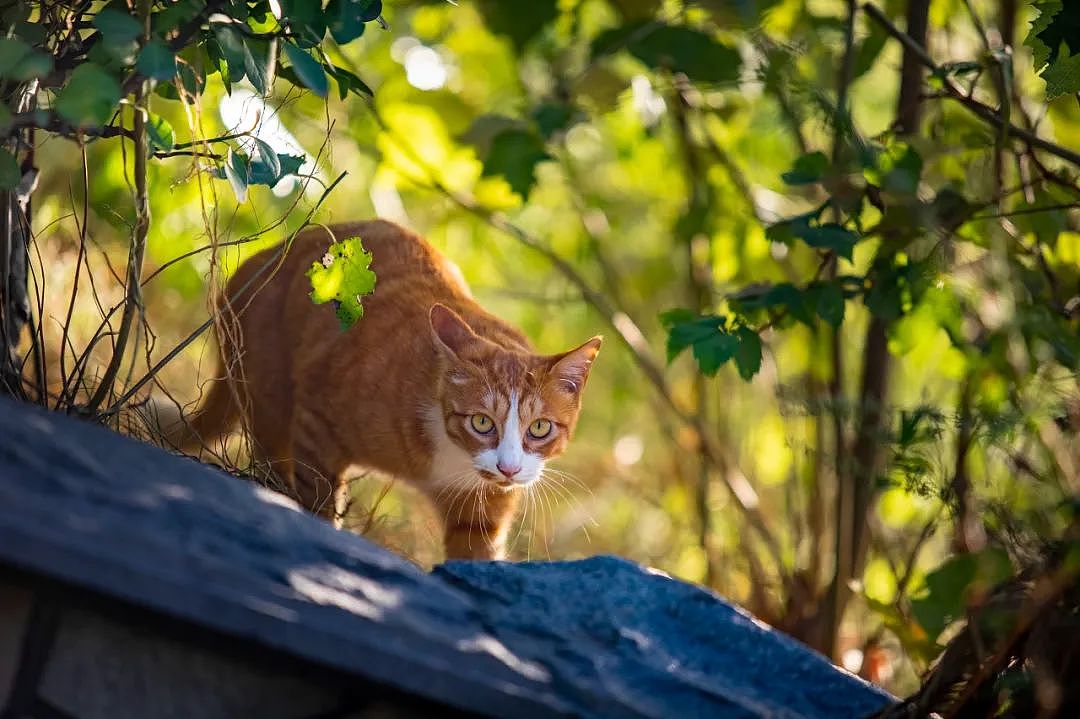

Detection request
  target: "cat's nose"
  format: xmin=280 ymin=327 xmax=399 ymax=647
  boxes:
xmin=496 ymin=462 xmax=521 ymax=478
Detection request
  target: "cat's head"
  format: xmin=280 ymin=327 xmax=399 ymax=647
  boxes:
xmin=429 ymin=303 xmax=601 ymax=488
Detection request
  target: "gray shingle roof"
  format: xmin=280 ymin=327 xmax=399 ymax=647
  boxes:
xmin=0 ymin=397 xmax=892 ymax=718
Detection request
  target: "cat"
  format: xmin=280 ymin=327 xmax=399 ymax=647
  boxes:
xmin=170 ymin=219 xmax=601 ymax=560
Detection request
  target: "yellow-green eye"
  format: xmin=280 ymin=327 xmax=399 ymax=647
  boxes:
xmin=529 ymin=418 xmax=553 ymax=439
xmin=470 ymin=414 xmax=494 ymax=434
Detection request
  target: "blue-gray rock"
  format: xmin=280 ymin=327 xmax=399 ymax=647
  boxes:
xmin=0 ymin=396 xmax=892 ymax=718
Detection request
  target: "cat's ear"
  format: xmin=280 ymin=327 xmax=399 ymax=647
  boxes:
xmin=549 ymin=336 xmax=602 ymax=394
xmin=430 ymin=303 xmax=480 ymax=358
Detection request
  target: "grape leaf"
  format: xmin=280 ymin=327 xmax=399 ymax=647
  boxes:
xmin=306 ymin=236 xmax=377 ymax=329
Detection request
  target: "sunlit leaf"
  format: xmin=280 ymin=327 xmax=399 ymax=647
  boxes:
xmin=146 ymin=111 xmax=175 ymax=151
xmin=55 ymin=63 xmax=121 ymax=127
xmin=223 ymin=148 xmax=248 ymax=202
xmin=306 ymin=236 xmax=377 ymax=329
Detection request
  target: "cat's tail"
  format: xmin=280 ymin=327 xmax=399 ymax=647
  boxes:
xmin=150 ymin=374 xmax=241 ymax=453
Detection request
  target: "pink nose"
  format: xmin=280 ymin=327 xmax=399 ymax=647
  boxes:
xmin=497 ymin=463 xmax=521 ymax=479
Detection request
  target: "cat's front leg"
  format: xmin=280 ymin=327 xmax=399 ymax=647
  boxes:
xmin=436 ymin=486 xmax=520 ymax=560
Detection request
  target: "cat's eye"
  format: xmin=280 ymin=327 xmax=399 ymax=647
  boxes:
xmin=470 ymin=414 xmax=495 ymax=434
xmin=528 ymin=418 xmax=553 ymax=439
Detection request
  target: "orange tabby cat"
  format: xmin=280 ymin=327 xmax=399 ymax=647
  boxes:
xmin=173 ymin=219 xmax=601 ymax=560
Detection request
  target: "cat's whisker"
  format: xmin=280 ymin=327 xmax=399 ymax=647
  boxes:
xmin=537 ymin=469 xmax=599 ymax=542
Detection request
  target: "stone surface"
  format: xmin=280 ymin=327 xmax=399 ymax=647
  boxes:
xmin=0 ymin=397 xmax=892 ymax=718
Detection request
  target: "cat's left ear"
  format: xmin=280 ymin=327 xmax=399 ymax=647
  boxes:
xmin=549 ymin=336 xmax=602 ymax=395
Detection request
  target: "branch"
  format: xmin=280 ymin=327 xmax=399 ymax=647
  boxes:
xmin=862 ymin=2 xmax=1080 ymax=168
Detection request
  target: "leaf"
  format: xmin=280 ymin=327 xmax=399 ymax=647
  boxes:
xmin=532 ymin=102 xmax=578 ymax=139
xmin=815 ymin=283 xmax=846 ymax=328
xmin=248 ymin=152 xmax=303 ymax=186
xmin=1042 ymin=43 xmax=1080 ymax=100
xmin=781 ymin=151 xmax=828 ymax=185
xmin=0 ymin=148 xmax=19 ymax=190
xmin=693 ymin=331 xmax=740 ymax=376
xmin=212 ymin=24 xmax=247 ymax=84
xmin=224 ymin=148 xmax=249 ymax=202
xmin=243 ymin=37 xmax=277 ymax=96
xmin=1025 ymin=0 xmax=1080 ymax=100
xmin=910 ymin=549 xmax=1014 ymax=641
xmin=734 ymin=327 xmax=762 ymax=380
xmin=282 ymin=43 xmax=328 ymax=97
xmin=281 ymin=0 xmax=328 ymax=47
xmin=592 ymin=22 xmax=742 ymax=84
xmin=475 ymin=0 xmax=559 ymax=50
xmin=254 ymin=138 xmax=281 ymax=179
xmin=482 ymin=129 xmax=550 ymax=198
xmin=327 ymin=64 xmax=374 ymax=99
xmin=662 ymin=312 xmax=722 ymax=362
xmin=326 ymin=0 xmax=381 ymax=44
xmin=145 ymin=111 xmax=175 ymax=151
xmin=93 ymin=8 xmax=142 ymax=43
xmin=798 ymin=224 xmax=860 ymax=261
xmin=55 ymin=63 xmax=121 ymax=127
xmin=137 ymin=39 xmax=177 ymax=81
xmin=0 ymin=37 xmax=53 ymax=81
xmin=306 ymin=236 xmax=377 ymax=329
xmin=852 ymin=23 xmax=888 ymax=80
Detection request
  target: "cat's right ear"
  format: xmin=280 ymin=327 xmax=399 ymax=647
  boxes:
xmin=429 ymin=303 xmax=478 ymax=359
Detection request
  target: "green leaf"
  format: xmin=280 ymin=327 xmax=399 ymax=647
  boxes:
xmin=734 ymin=328 xmax=762 ymax=380
xmin=55 ymin=63 xmax=121 ymax=127
xmin=306 ymin=236 xmax=377 ymax=329
xmin=910 ymin=549 xmax=1014 ymax=641
xmin=482 ymin=129 xmax=550 ymax=198
xmin=1042 ymin=43 xmax=1080 ymax=100
xmin=475 ymin=0 xmax=558 ymax=50
xmin=326 ymin=0 xmax=381 ymax=44
xmin=248 ymin=152 xmax=303 ymax=186
xmin=93 ymin=8 xmax=142 ymax=43
xmin=137 ymin=39 xmax=177 ymax=81
xmin=281 ymin=0 xmax=327 ymax=47
xmin=243 ymin=37 xmax=276 ymax=95
xmin=282 ymin=43 xmax=328 ymax=97
xmin=1025 ymin=1 xmax=1080 ymax=99
xmin=852 ymin=24 xmax=888 ymax=79
xmin=662 ymin=312 xmax=722 ymax=362
xmin=0 ymin=148 xmax=20 ymax=190
xmin=798 ymin=224 xmax=860 ymax=261
xmin=327 ymin=64 xmax=374 ymax=99
xmin=592 ymin=22 xmax=742 ymax=84
xmin=212 ymin=24 xmax=247 ymax=83
xmin=693 ymin=331 xmax=740 ymax=376
xmin=146 ymin=111 xmax=175 ymax=151
xmin=781 ymin=151 xmax=829 ymax=185
xmin=532 ymin=102 xmax=577 ymax=139
xmin=0 ymin=37 xmax=53 ymax=81
xmin=254 ymin=138 xmax=280 ymax=179
xmin=815 ymin=283 xmax=846 ymax=328
xmin=224 ymin=148 xmax=249 ymax=202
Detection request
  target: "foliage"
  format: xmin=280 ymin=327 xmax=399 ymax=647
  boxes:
xmin=1026 ymin=0 xmax=1080 ymax=100
xmin=306 ymin=236 xmax=376 ymax=329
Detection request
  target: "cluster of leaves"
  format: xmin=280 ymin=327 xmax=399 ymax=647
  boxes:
xmin=306 ymin=236 xmax=376 ymax=329
xmin=0 ymin=1 xmax=382 ymax=193
xmin=1026 ymin=0 xmax=1080 ymax=101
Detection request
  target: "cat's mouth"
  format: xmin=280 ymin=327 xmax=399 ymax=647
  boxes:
xmin=477 ymin=469 xmax=517 ymax=489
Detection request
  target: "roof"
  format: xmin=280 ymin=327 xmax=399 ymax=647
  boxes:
xmin=0 ymin=396 xmax=892 ymax=718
